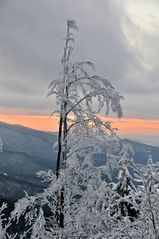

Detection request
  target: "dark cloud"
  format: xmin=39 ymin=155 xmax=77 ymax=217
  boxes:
xmin=0 ymin=0 xmax=158 ymax=118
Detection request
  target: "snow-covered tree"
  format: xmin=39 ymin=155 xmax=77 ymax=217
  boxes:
xmin=48 ymin=19 xmax=123 ymax=227
xmin=10 ymin=156 xmax=110 ymax=238
xmin=0 ymin=203 xmax=17 ymax=239
xmin=48 ymin=19 xmax=123 ymax=175
xmin=0 ymin=203 xmax=8 ymax=239
xmin=143 ymin=155 xmax=157 ymax=194
xmin=118 ymin=155 xmax=159 ymax=239
xmin=110 ymin=143 xmax=138 ymax=221
xmin=139 ymin=156 xmax=159 ymax=238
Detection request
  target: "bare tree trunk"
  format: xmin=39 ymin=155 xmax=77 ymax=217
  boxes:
xmin=59 ymin=87 xmax=68 ymax=228
xmin=56 ymin=22 xmax=70 ymax=229
xmin=55 ymin=111 xmax=63 ymax=226
xmin=56 ymin=112 xmax=63 ymax=178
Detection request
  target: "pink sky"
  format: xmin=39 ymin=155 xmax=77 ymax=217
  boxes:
xmin=1 ymin=114 xmax=159 ymax=139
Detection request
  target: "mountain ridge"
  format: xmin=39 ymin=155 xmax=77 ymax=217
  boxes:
xmin=0 ymin=121 xmax=159 ymax=201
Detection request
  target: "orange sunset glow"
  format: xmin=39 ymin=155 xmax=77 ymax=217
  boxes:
xmin=1 ymin=114 xmax=159 ymax=137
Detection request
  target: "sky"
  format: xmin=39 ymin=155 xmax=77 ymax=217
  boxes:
xmin=0 ymin=0 xmax=159 ymax=145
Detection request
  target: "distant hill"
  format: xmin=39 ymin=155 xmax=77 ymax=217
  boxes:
xmin=0 ymin=121 xmax=159 ymax=201
xmin=0 ymin=121 xmax=57 ymax=201
xmin=122 ymin=139 xmax=159 ymax=164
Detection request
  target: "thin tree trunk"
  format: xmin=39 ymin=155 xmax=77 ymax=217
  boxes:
xmin=59 ymin=88 xmax=68 ymax=228
xmin=56 ymin=22 xmax=70 ymax=229
xmin=56 ymin=111 xmax=63 ymax=178
xmin=55 ymin=111 xmax=63 ymax=226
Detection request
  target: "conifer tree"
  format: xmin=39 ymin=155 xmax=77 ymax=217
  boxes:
xmin=140 ymin=155 xmax=159 ymax=238
xmin=111 ymin=143 xmax=138 ymax=221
